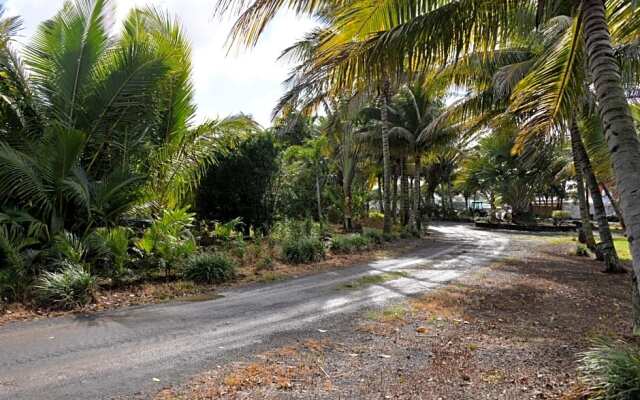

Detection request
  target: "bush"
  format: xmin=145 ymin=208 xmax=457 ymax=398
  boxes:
xmin=35 ymin=262 xmax=96 ymax=309
xmin=270 ymin=219 xmax=322 ymax=243
xmin=363 ymin=228 xmax=384 ymax=245
xmin=281 ymin=237 xmax=324 ymax=264
xmin=383 ymin=231 xmax=400 ymax=242
xmin=136 ymin=208 xmax=197 ymax=273
xmin=552 ymin=210 xmax=571 ymax=226
xmin=0 ymin=226 xmax=29 ymax=301
xmin=87 ymin=227 xmax=131 ymax=278
xmin=576 ymin=243 xmax=590 ymax=257
xmin=330 ymin=234 xmax=371 ymax=253
xmin=579 ymin=338 xmax=640 ymax=400
xmin=184 ymin=253 xmax=236 ymax=284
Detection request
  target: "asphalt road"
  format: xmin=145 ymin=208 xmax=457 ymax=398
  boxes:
xmin=0 ymin=223 xmax=510 ymax=400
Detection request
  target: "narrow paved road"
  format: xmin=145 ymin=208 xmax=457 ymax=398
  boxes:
xmin=0 ymin=223 xmax=510 ymax=400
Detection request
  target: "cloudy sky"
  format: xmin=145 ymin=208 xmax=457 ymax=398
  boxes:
xmin=2 ymin=0 xmax=316 ymax=126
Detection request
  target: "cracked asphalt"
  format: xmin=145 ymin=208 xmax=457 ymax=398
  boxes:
xmin=0 ymin=223 xmax=510 ymax=400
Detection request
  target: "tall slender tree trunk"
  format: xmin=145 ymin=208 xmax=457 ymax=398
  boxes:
xmin=344 ymin=187 xmax=353 ymax=232
xmin=377 ymin=175 xmax=384 ymax=213
xmin=447 ymin=176 xmax=454 ymax=214
xmin=409 ymin=152 xmax=421 ymax=233
xmin=583 ymin=0 xmax=640 ymax=334
xmin=400 ymin=157 xmax=409 ymax=226
xmin=315 ymin=169 xmax=322 ymax=222
xmin=392 ymin=174 xmax=398 ymax=224
xmin=603 ymin=184 xmax=626 ymax=230
xmin=381 ymin=81 xmax=393 ymax=235
xmin=576 ymin=174 xmax=598 ymax=254
xmin=570 ymin=120 xmax=622 ymax=273
xmin=571 ymin=133 xmax=598 ymax=253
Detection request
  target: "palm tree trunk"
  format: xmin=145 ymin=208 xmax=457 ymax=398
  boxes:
xmin=381 ymin=81 xmax=392 ymax=235
xmin=603 ymin=184 xmax=626 ymax=230
xmin=392 ymin=173 xmax=398 ymax=224
xmin=576 ymin=174 xmax=598 ymax=254
xmin=409 ymin=152 xmax=421 ymax=233
xmin=570 ymin=120 xmax=622 ymax=273
xmin=573 ymin=152 xmax=598 ymax=255
xmin=400 ymin=157 xmax=409 ymax=226
xmin=447 ymin=176 xmax=454 ymax=213
xmin=583 ymin=0 xmax=640 ymax=333
xmin=315 ymin=169 xmax=322 ymax=222
xmin=377 ymin=175 xmax=384 ymax=213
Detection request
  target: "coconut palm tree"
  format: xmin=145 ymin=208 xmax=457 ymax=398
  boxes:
xmin=386 ymin=84 xmax=451 ymax=231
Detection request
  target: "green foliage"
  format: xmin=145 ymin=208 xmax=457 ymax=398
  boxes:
xmin=214 ymin=217 xmax=245 ymax=242
xmin=270 ymin=218 xmax=323 ymax=243
xmin=579 ymin=338 xmax=640 ymax=400
xmin=184 ymin=253 xmax=236 ymax=284
xmin=363 ymin=228 xmax=384 ymax=244
xmin=196 ymin=133 xmax=278 ymax=230
xmin=330 ymin=234 xmax=371 ymax=253
xmin=0 ymin=226 xmax=34 ymax=301
xmin=34 ymin=262 xmax=95 ymax=309
xmin=50 ymin=231 xmax=87 ymax=266
xmin=281 ymin=237 xmax=325 ymax=264
xmin=552 ymin=210 xmax=571 ymax=226
xmin=457 ymin=125 xmax=567 ymax=218
xmin=87 ymin=227 xmax=131 ymax=278
xmin=136 ymin=208 xmax=197 ymax=270
xmin=576 ymin=243 xmax=589 ymax=257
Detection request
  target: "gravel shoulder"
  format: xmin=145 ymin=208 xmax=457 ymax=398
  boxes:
xmin=156 ymin=233 xmax=632 ymax=400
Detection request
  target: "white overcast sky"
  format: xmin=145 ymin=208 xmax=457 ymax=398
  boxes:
xmin=2 ymin=0 xmax=316 ymax=127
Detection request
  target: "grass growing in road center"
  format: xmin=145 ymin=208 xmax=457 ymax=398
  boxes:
xmin=339 ymin=271 xmax=409 ymax=290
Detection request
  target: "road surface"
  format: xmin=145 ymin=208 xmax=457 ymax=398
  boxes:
xmin=0 ymin=223 xmax=510 ymax=399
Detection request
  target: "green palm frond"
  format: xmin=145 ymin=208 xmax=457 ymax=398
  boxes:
xmin=509 ymin=10 xmax=585 ymax=149
xmin=145 ymin=115 xmax=259 ymax=209
xmin=24 ymin=0 xmax=112 ymax=126
xmin=0 ymin=141 xmax=53 ymax=218
xmin=214 ymin=0 xmax=341 ymax=48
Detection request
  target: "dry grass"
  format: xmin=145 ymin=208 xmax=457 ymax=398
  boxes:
xmin=156 ymin=237 xmax=635 ymax=399
xmin=155 ymin=340 xmax=334 ymax=399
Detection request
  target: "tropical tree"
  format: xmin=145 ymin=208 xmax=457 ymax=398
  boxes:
xmin=0 ymin=0 xmax=254 ymax=242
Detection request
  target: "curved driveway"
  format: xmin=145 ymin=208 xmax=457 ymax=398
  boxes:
xmin=0 ymin=223 xmax=509 ymax=400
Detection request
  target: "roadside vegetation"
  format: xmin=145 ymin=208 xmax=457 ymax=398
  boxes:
xmin=2 ymin=0 xmax=640 ymax=398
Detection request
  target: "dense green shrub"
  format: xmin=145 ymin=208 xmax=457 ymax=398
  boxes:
xmin=87 ymin=227 xmax=131 ymax=278
xmin=0 ymin=230 xmax=27 ymax=301
xmin=196 ymin=133 xmax=279 ymax=231
xmin=383 ymin=231 xmax=401 ymax=242
xmin=363 ymin=228 xmax=384 ymax=245
xmin=184 ymin=253 xmax=236 ymax=284
xmin=270 ymin=219 xmax=323 ymax=243
xmin=50 ymin=231 xmax=87 ymax=265
xmin=281 ymin=237 xmax=324 ymax=264
xmin=35 ymin=262 xmax=96 ymax=309
xmin=576 ymin=243 xmax=589 ymax=257
xmin=552 ymin=210 xmax=572 ymax=226
xmin=330 ymin=234 xmax=371 ymax=253
xmin=136 ymin=208 xmax=197 ymax=273
xmin=579 ymin=338 xmax=640 ymax=400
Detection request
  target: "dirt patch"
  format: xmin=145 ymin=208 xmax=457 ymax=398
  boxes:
xmin=156 ymin=235 xmax=633 ymax=399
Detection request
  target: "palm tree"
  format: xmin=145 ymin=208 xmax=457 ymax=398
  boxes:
xmin=0 ymin=1 xmax=255 ymax=238
xmin=581 ymin=0 xmax=640 ymax=280
xmin=387 ymin=84 xmax=449 ymax=232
